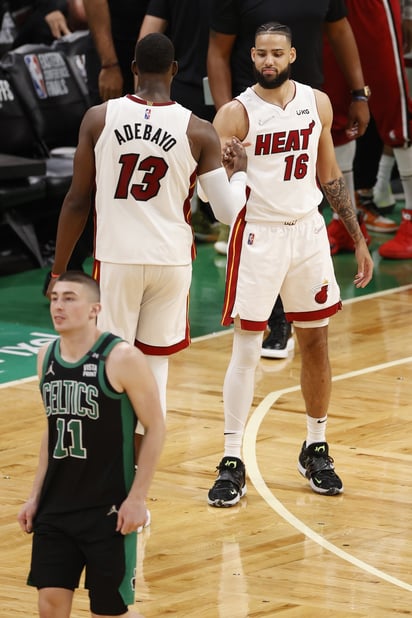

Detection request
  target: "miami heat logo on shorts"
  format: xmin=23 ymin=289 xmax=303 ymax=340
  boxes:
xmin=313 ymin=280 xmax=329 ymax=304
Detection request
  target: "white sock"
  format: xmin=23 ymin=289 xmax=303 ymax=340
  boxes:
xmin=334 ymin=142 xmax=357 ymax=211
xmin=393 ymin=147 xmax=412 ymax=209
xmin=306 ymin=414 xmax=327 ymax=446
xmin=373 ymin=153 xmax=395 ymax=206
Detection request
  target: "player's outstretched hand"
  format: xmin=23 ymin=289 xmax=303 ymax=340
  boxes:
xmin=222 ymin=137 xmax=248 ymax=175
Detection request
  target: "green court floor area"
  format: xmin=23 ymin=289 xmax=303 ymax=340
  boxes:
xmin=0 ymin=203 xmax=410 ymax=384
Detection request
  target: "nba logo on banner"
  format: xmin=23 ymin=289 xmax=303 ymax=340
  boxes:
xmin=24 ymin=54 xmax=48 ymax=99
xmin=247 ymin=233 xmax=255 ymax=245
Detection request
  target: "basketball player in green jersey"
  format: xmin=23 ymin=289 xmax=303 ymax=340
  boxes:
xmin=18 ymin=271 xmax=165 ymax=618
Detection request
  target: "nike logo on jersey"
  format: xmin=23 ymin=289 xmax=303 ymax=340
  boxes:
xmin=258 ymin=115 xmax=276 ymax=126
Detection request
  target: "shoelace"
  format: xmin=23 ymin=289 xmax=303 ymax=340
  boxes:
xmin=305 ymin=454 xmax=335 ymax=474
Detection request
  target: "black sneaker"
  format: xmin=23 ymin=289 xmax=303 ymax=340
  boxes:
xmin=207 ymin=456 xmax=247 ymax=507
xmin=298 ymin=441 xmax=343 ymax=495
xmin=261 ymin=319 xmax=294 ymax=359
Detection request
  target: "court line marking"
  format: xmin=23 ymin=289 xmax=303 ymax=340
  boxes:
xmin=1 ymin=285 xmax=411 ymax=389
xmin=0 ymin=375 xmax=37 ymax=389
xmin=2 ymin=287 xmax=412 ymax=588
xmin=340 ymin=283 xmax=412 ymax=304
xmin=243 ymin=356 xmax=412 ymax=593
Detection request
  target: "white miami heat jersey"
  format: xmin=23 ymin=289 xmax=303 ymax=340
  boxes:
xmin=236 ymin=82 xmax=323 ymax=223
xmin=94 ymin=95 xmax=197 ymax=265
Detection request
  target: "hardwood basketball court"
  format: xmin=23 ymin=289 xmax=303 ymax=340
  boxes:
xmin=1 ymin=285 xmax=412 ymax=616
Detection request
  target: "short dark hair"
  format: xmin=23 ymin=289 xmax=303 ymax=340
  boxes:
xmin=134 ymin=33 xmax=175 ymax=74
xmin=255 ymin=22 xmax=292 ymax=44
xmin=56 ymin=271 xmax=100 ymax=302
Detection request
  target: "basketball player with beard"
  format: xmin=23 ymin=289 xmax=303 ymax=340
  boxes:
xmin=207 ymin=22 xmax=374 ymax=507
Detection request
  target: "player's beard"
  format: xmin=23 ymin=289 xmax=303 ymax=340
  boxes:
xmin=253 ymin=64 xmax=291 ymax=90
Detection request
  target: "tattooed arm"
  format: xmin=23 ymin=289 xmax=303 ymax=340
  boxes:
xmin=322 ymin=177 xmax=363 ymax=243
xmin=314 ymin=89 xmax=374 ymax=288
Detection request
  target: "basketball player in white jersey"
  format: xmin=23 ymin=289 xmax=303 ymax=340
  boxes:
xmin=208 ymin=22 xmax=374 ymax=506
xmin=50 ymin=33 xmax=247 ymax=429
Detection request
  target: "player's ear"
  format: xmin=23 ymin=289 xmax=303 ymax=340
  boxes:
xmin=290 ymin=46 xmax=297 ymax=64
xmin=90 ymin=302 xmax=101 ymax=320
xmin=171 ymin=60 xmax=178 ymax=77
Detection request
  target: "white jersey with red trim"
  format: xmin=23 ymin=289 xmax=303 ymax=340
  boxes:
xmin=94 ymin=95 xmax=197 ymax=265
xmin=236 ymin=83 xmax=323 ymax=223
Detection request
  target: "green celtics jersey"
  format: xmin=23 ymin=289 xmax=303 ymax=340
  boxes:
xmin=37 ymin=333 xmax=137 ymax=515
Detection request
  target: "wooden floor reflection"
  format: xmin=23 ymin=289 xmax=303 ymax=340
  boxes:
xmin=2 ymin=286 xmax=412 ymax=617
